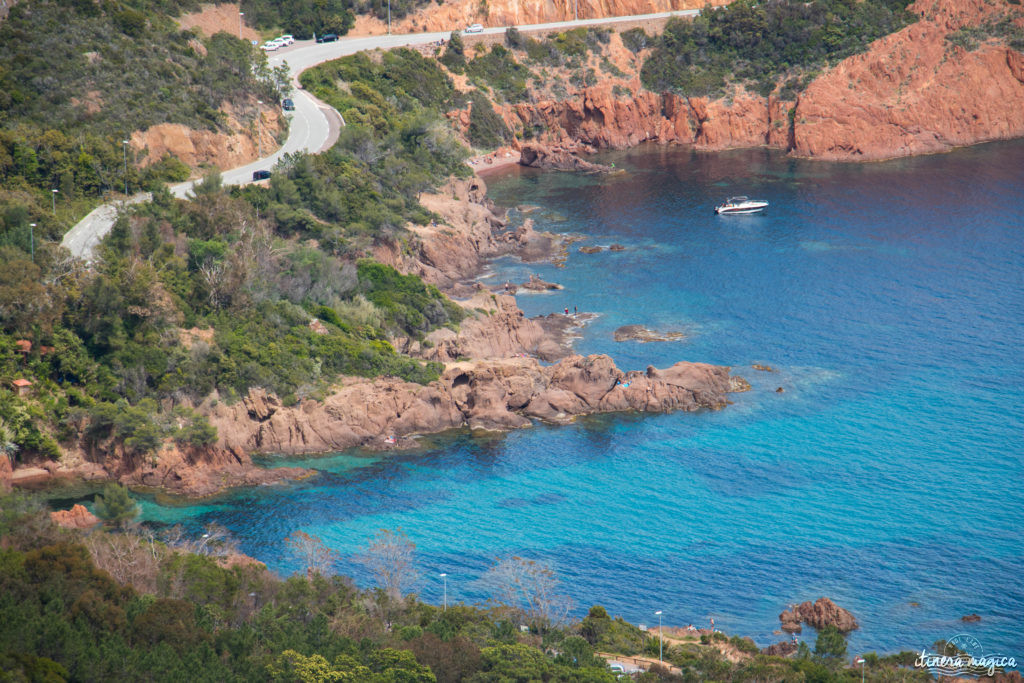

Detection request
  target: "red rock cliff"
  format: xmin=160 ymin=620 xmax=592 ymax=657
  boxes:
xmin=793 ymin=0 xmax=1024 ymax=160
xmin=491 ymin=0 xmax=1024 ymax=161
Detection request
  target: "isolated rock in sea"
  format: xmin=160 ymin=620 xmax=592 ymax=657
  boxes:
xmin=780 ymin=598 xmax=859 ymax=633
xmin=50 ymin=504 xmax=101 ymax=529
xmin=613 ymin=325 xmax=686 ymax=343
xmin=961 ymin=613 xmax=982 ymax=622
xmin=753 ymin=364 xmax=776 ymax=372
xmin=521 ymin=274 xmax=562 ymax=291
xmin=579 ymin=245 xmax=604 ymax=254
xmin=519 ymin=144 xmax=613 ymax=173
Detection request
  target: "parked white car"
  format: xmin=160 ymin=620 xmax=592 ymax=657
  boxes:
xmin=261 ymin=41 xmax=279 ymax=51
xmin=465 ymin=23 xmax=484 ymax=33
xmin=277 ymin=34 xmax=294 ymax=45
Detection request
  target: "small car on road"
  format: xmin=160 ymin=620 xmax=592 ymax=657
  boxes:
xmin=252 ymin=170 xmax=271 ymax=181
xmin=465 ymin=23 xmax=484 ymax=33
xmin=282 ymin=98 xmax=295 ymax=111
xmin=316 ymin=33 xmax=338 ymax=43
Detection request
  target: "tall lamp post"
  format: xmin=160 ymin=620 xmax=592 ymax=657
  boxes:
xmin=387 ymin=0 xmax=391 ymax=35
xmin=122 ymin=139 xmax=130 ymax=195
xmin=655 ymin=610 xmax=663 ymax=663
xmin=439 ymin=573 xmax=447 ymax=611
xmin=238 ymin=11 xmax=244 ymax=39
xmin=28 ymin=223 xmax=35 ymax=262
xmin=51 ymin=189 xmax=58 ymax=216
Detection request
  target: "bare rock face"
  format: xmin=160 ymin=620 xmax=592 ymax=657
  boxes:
xmin=0 ymin=455 xmax=11 ymax=492
xmin=50 ymin=504 xmax=101 ymax=529
xmin=519 ymin=144 xmax=614 ymax=173
xmin=794 ymin=0 xmax=1024 ymax=161
xmin=419 ymin=292 xmax=557 ymax=363
xmin=100 ymin=443 xmax=310 ymax=498
xmin=207 ymin=354 xmax=743 ymax=456
xmin=780 ymin=598 xmax=859 ymax=633
xmin=763 ymin=640 xmax=799 ymax=657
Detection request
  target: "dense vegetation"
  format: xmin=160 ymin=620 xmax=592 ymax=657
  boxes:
xmin=641 ymin=0 xmax=917 ymax=97
xmin=0 ymin=0 xmax=285 ymax=252
xmin=240 ymin=0 xmax=355 ymax=39
xmin=0 ymin=43 xmax=479 ymax=464
xmin=0 ymin=490 xmax=934 ymax=682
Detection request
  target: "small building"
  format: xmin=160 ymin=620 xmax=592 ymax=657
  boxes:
xmin=14 ymin=340 xmax=31 ymax=355
xmin=11 ymin=378 xmax=32 ymax=397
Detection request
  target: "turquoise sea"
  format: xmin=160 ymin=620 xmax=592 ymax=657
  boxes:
xmin=137 ymin=141 xmax=1024 ymax=657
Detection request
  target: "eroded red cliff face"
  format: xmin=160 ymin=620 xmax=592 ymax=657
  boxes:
xmin=793 ymin=0 xmax=1024 ymax=160
xmin=493 ymin=0 xmax=1023 ymax=161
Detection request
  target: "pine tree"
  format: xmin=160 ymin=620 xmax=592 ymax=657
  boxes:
xmin=93 ymin=483 xmax=139 ymax=528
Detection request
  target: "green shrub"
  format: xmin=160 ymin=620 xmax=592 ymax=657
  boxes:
xmin=641 ymin=0 xmax=916 ymax=97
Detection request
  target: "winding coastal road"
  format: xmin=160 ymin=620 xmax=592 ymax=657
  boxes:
xmin=61 ymin=10 xmax=698 ymax=259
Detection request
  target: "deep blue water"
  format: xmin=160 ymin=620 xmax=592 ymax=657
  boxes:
xmin=138 ymin=141 xmax=1024 ymax=657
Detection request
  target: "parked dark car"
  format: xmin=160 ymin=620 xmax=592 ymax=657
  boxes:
xmin=282 ymin=98 xmax=295 ymax=111
xmin=252 ymin=169 xmax=271 ymax=181
xmin=315 ymin=33 xmax=338 ymax=43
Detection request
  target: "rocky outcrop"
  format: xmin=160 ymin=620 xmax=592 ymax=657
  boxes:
xmin=58 ymin=440 xmax=310 ymax=498
xmin=763 ymin=641 xmax=798 ymax=657
xmin=793 ymin=0 xmax=1024 ymax=160
xmin=613 ymin=325 xmax=686 ymax=342
xmin=492 ymin=0 xmax=1023 ymax=162
xmin=519 ymin=144 xmax=614 ymax=172
xmin=131 ymin=100 xmax=283 ymax=172
xmin=50 ymin=504 xmax=101 ymax=529
xmin=208 ymin=355 xmax=744 ymax=455
xmin=779 ymin=598 xmax=859 ymax=634
xmin=350 ymin=0 xmax=725 ymax=35
xmin=0 ymin=455 xmax=11 ymax=492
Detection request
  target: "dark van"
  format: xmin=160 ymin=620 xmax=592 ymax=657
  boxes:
xmin=252 ymin=170 xmax=271 ymax=181
xmin=316 ymin=33 xmax=338 ymax=43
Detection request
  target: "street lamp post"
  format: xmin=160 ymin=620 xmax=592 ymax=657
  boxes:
xmin=574 ymin=0 xmax=578 ymax=21
xmin=387 ymin=0 xmax=391 ymax=35
xmin=29 ymin=223 xmax=35 ymax=262
xmin=122 ymin=140 xmax=130 ymax=196
xmin=854 ymin=657 xmax=865 ymax=683
xmin=239 ymin=11 xmax=244 ymax=39
xmin=655 ymin=610 xmax=663 ymax=663
xmin=51 ymin=189 xmax=58 ymax=216
xmin=439 ymin=573 xmax=447 ymax=611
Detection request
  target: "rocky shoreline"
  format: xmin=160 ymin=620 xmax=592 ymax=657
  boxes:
xmin=4 ymin=173 xmax=749 ymax=498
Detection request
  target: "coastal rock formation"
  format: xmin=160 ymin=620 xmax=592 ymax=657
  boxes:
xmin=613 ymin=325 xmax=686 ymax=343
xmin=207 ymin=355 xmax=743 ymax=455
xmin=519 ymin=144 xmax=614 ymax=173
xmin=961 ymin=613 xmax=982 ymax=622
xmin=411 ymin=291 xmax=564 ymax=363
xmin=494 ymin=0 xmax=1024 ymax=162
xmin=793 ymin=0 xmax=1024 ymax=160
xmin=50 ymin=504 xmax=101 ymax=529
xmin=780 ymin=598 xmax=859 ymax=634
xmin=521 ymin=274 xmax=562 ymax=290
xmin=56 ymin=440 xmax=310 ymax=498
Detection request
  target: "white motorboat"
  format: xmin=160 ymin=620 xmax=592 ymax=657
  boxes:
xmin=715 ymin=196 xmax=769 ymax=215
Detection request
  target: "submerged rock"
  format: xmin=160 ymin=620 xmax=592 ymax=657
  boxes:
xmin=519 ymin=144 xmax=613 ymax=173
xmin=613 ymin=325 xmax=685 ymax=343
